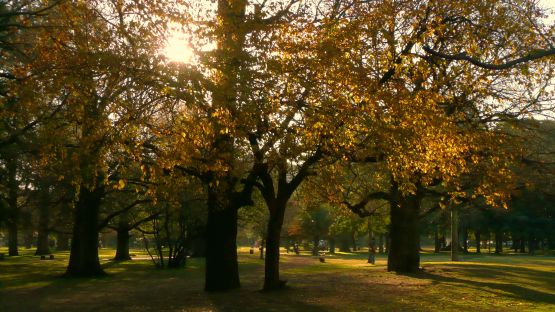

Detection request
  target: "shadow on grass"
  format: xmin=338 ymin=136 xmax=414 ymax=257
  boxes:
xmin=409 ymin=264 xmax=555 ymax=305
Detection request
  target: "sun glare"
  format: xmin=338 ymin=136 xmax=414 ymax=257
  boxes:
xmin=163 ymin=32 xmax=194 ymax=64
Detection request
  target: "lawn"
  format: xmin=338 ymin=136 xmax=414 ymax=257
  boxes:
xmin=0 ymin=247 xmax=554 ymax=311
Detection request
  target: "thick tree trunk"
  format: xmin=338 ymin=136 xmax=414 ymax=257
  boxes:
xmin=66 ymin=185 xmax=105 ymax=277
xmin=387 ymin=182 xmax=422 ymax=273
xmin=35 ymin=230 xmax=50 ymax=255
xmin=114 ymin=228 xmax=131 ymax=261
xmin=7 ymin=221 xmax=18 ymax=256
xmin=475 ymin=231 xmax=481 ymax=254
xmin=263 ymin=200 xmax=287 ymax=291
xmin=35 ymin=192 xmax=51 ymax=255
xmin=57 ymin=232 xmax=70 ymax=251
xmin=114 ymin=212 xmax=131 ymax=261
xmin=339 ymin=236 xmax=351 ymax=252
xmin=204 ymin=189 xmax=240 ymax=291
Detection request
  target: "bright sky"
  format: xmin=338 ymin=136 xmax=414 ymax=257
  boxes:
xmin=163 ymin=1 xmax=555 ymax=63
xmin=163 ymin=31 xmax=193 ymax=64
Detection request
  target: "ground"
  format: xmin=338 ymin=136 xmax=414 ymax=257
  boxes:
xmin=0 ymin=247 xmax=554 ymax=311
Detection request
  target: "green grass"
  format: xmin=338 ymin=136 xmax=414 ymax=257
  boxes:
xmin=1 ymin=247 xmax=554 ymax=311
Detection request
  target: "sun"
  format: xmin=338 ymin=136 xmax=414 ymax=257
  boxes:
xmin=163 ymin=31 xmax=194 ymax=64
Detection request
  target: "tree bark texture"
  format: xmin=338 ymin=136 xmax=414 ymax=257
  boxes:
xmin=387 ymin=181 xmax=422 ymax=273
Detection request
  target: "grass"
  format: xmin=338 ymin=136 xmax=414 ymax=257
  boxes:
xmin=0 ymin=247 xmax=554 ymax=311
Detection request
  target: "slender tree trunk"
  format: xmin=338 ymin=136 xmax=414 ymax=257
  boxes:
xmin=387 ymin=181 xmax=422 ymax=273
xmin=263 ymin=200 xmax=287 ymax=291
xmin=65 ymin=185 xmax=105 ymax=277
xmin=475 ymin=231 xmax=481 ymax=254
xmin=204 ymin=187 xmax=240 ymax=291
xmin=434 ymin=223 xmax=440 ymax=253
xmin=351 ymin=231 xmax=357 ymax=251
xmin=329 ymin=238 xmax=336 ymax=254
xmin=520 ymin=238 xmax=526 ymax=253
xmin=528 ymin=234 xmax=535 ymax=255
xmin=451 ymin=204 xmax=459 ymax=261
xmin=312 ymin=236 xmax=319 ymax=256
xmin=378 ymin=234 xmax=384 ymax=253
xmin=385 ymin=231 xmax=390 ymax=254
xmin=462 ymin=226 xmax=468 ymax=253
xmin=7 ymin=158 xmax=18 ymax=256
xmin=440 ymin=227 xmax=447 ymax=249
xmin=368 ymin=230 xmax=376 ymax=264
xmin=495 ymin=230 xmax=503 ymax=254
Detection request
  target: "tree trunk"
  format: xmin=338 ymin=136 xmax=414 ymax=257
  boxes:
xmin=23 ymin=229 xmax=33 ymax=249
xmin=57 ymin=232 xmax=70 ymax=251
xmin=512 ymin=236 xmax=519 ymax=252
xmin=35 ymin=190 xmax=51 ymax=255
xmin=434 ymin=223 xmax=440 ymax=253
xmin=462 ymin=226 xmax=468 ymax=253
xmin=114 ymin=228 xmax=131 ymax=261
xmin=475 ymin=231 xmax=481 ymax=254
xmin=528 ymin=234 xmax=535 ymax=255
xmin=451 ymin=204 xmax=459 ymax=261
xmin=263 ymin=200 xmax=287 ymax=291
xmin=339 ymin=237 xmax=351 ymax=252
xmin=495 ymin=230 xmax=503 ymax=254
xmin=368 ymin=229 xmax=376 ymax=264
xmin=114 ymin=212 xmax=131 ymax=261
xmin=6 ymin=158 xmax=18 ymax=256
xmin=329 ymin=238 xmax=335 ymax=254
xmin=351 ymin=231 xmax=357 ymax=251
xmin=204 ymin=188 xmax=240 ymax=292
xmin=312 ymin=236 xmax=319 ymax=256
xmin=7 ymin=221 xmax=18 ymax=256
xmin=378 ymin=234 xmax=384 ymax=253
xmin=35 ymin=229 xmax=50 ymax=255
xmin=387 ymin=181 xmax=422 ymax=273
xmin=65 ymin=185 xmax=105 ymax=277
xmin=385 ymin=231 xmax=390 ymax=254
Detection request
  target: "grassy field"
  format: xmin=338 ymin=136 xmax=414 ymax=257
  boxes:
xmin=0 ymin=247 xmax=554 ymax=311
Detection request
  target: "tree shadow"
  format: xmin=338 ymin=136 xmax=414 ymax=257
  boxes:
xmin=409 ymin=264 xmax=555 ymax=305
